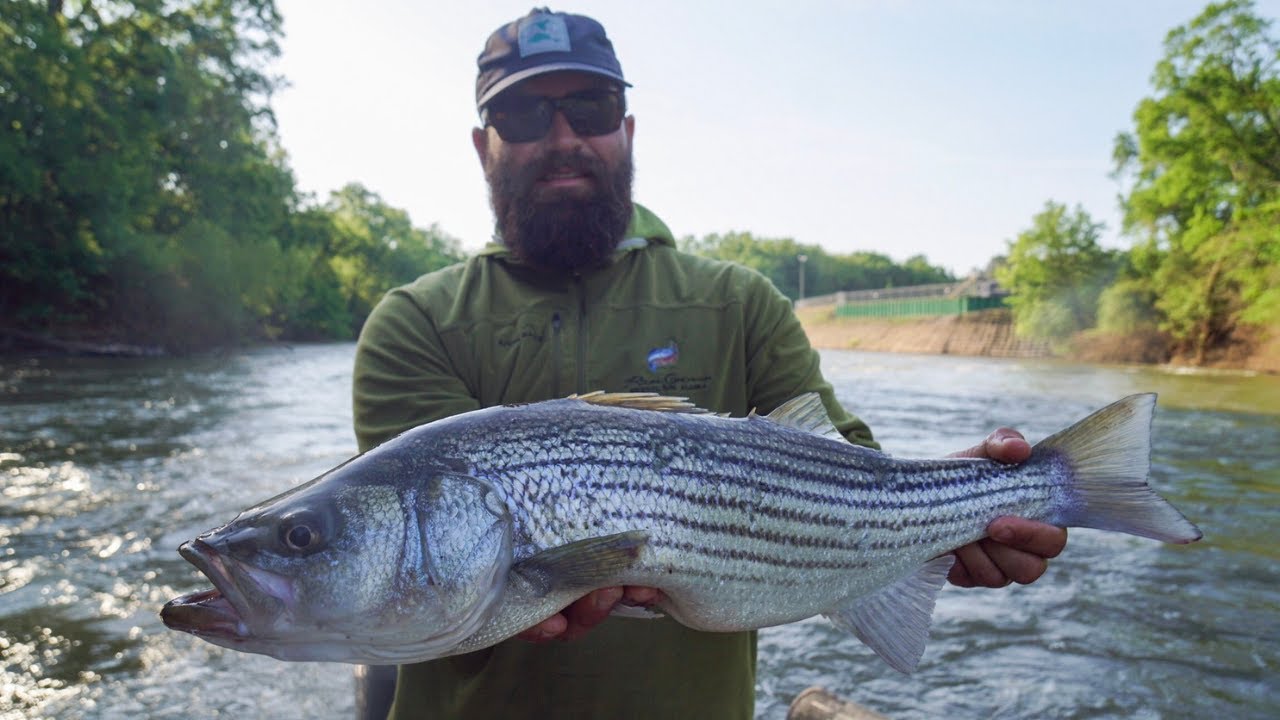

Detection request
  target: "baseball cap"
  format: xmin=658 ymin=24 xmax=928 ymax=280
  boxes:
xmin=475 ymin=8 xmax=630 ymax=111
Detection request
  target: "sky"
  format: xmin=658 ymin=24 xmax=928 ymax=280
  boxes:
xmin=269 ymin=0 xmax=1280 ymax=276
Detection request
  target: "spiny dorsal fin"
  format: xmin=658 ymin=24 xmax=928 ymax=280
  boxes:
xmin=758 ymin=393 xmax=846 ymax=442
xmin=570 ymin=391 xmax=713 ymax=414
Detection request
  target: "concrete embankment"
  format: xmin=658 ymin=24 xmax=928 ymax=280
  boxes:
xmin=797 ymin=308 xmax=1052 ymax=358
xmin=797 ymin=306 xmax=1280 ymax=374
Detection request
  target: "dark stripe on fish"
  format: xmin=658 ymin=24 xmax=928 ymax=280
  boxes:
xmin=497 ymin=425 xmax=1014 ymax=496
xmin=651 ymin=539 xmax=873 ymax=571
xmin=490 ymin=443 xmax=1024 ymax=511
xmin=500 ymin=461 xmax=1058 ymax=515
xmin=604 ymin=509 xmax=860 ymax=550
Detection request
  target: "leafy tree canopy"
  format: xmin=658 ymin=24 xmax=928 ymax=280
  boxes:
xmin=680 ymin=231 xmax=954 ymax=300
xmin=0 ymin=1 xmax=462 ymax=351
xmin=1114 ymin=0 xmax=1280 ymax=360
xmin=995 ymin=202 xmax=1117 ymax=341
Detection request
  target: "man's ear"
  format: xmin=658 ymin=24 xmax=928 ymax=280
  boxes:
xmin=471 ymin=127 xmax=489 ymax=168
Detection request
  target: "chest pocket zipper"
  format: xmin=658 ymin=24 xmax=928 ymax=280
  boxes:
xmin=551 ymin=312 xmax=563 ymax=398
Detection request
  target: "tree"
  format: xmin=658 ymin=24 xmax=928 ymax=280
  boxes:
xmin=681 ymin=232 xmax=953 ymax=299
xmin=995 ymin=202 xmax=1116 ymax=341
xmin=0 ymin=0 xmax=295 ymax=349
xmin=1 ymin=2 xmax=466 ymax=350
xmin=319 ymin=184 xmax=464 ymax=334
xmin=681 ymin=231 xmax=811 ymax=297
xmin=1113 ymin=0 xmax=1280 ymax=362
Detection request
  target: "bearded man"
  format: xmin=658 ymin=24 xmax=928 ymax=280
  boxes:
xmin=351 ymin=8 xmax=1067 ymax=719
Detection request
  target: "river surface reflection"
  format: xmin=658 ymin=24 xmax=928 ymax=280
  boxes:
xmin=1 ymin=346 xmax=1276 ymax=719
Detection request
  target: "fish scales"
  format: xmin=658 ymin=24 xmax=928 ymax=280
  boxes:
xmin=161 ymin=392 xmax=1201 ymax=672
xmin=490 ymin=423 xmax=1009 ymax=575
xmin=426 ymin=400 xmax=1057 ymax=618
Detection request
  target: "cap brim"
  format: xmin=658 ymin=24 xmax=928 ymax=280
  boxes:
xmin=477 ymin=63 xmax=630 ymax=110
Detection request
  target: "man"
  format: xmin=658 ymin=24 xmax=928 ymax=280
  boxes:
xmin=352 ymin=8 xmax=1066 ymax=719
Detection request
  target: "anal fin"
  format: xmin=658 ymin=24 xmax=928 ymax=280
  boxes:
xmin=823 ymin=555 xmax=954 ymax=673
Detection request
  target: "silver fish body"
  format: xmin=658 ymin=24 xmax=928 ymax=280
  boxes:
xmin=162 ymin=392 xmax=1201 ymax=672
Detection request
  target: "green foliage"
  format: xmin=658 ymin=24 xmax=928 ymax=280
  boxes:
xmin=1114 ymin=0 xmax=1280 ymax=361
xmin=680 ymin=232 xmax=953 ymax=299
xmin=1096 ymin=277 xmax=1162 ymax=334
xmin=1233 ymin=201 xmax=1280 ymax=325
xmin=0 ymin=1 xmax=463 ymax=350
xmin=995 ymin=202 xmax=1117 ymax=340
xmin=270 ymin=207 xmax=350 ymax=340
xmin=1 ymin=0 xmax=289 ymax=346
xmin=318 ymin=183 xmax=463 ymax=336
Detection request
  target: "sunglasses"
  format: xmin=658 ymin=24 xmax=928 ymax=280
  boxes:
xmin=483 ymin=89 xmax=626 ymax=143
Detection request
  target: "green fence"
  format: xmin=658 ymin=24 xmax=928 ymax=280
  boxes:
xmin=834 ymin=295 xmax=1006 ymax=318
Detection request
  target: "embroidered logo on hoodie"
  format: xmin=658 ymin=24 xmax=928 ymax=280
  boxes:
xmin=646 ymin=340 xmax=679 ymax=373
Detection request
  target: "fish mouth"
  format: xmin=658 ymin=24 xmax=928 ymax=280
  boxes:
xmin=161 ymin=538 xmax=254 ymax=640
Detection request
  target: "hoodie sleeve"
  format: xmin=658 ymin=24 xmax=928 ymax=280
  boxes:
xmin=352 ymin=289 xmax=480 ymax=452
xmin=740 ymin=270 xmax=879 ymax=450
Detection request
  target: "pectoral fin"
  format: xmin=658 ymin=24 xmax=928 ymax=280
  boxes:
xmin=511 ymin=531 xmax=648 ymax=597
xmin=823 ymin=555 xmax=954 ymax=674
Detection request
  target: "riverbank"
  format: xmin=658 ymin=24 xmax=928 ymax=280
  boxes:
xmin=796 ymin=307 xmax=1280 ymax=374
xmin=0 ymin=327 xmax=166 ymax=357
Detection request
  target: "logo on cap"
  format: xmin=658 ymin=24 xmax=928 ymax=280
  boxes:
xmin=518 ymin=14 xmax=571 ymax=57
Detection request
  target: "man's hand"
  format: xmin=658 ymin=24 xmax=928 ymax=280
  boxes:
xmin=517 ymin=586 xmax=663 ymax=643
xmin=947 ymin=427 xmax=1068 ymax=588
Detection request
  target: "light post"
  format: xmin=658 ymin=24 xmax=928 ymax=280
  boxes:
xmin=797 ymin=254 xmax=808 ymax=301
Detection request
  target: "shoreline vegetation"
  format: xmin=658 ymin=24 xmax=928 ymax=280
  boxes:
xmin=4 ymin=2 xmax=1276 ymax=368
xmin=6 ymin=307 xmax=1275 ymax=378
xmin=796 ymin=307 xmax=1280 ymax=376
xmin=0 ymin=327 xmax=166 ymax=358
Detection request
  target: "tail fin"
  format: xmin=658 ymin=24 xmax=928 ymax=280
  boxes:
xmin=1038 ymin=394 xmax=1201 ymax=544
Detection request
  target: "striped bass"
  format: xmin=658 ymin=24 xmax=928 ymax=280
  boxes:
xmin=161 ymin=392 xmax=1201 ymax=672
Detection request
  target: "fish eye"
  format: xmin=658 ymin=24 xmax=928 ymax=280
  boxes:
xmin=279 ymin=510 xmax=325 ymax=554
xmin=286 ymin=524 xmax=314 ymax=549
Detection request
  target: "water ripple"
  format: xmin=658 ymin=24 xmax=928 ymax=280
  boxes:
xmin=2 ymin=346 xmax=1277 ymax=718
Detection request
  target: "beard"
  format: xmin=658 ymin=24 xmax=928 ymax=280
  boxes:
xmin=484 ymin=145 xmax=634 ymax=274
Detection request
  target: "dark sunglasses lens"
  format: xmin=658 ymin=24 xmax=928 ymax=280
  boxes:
xmin=561 ymin=94 xmax=623 ymax=137
xmin=488 ymin=92 xmax=623 ymax=142
xmin=488 ymin=101 xmax=552 ymax=143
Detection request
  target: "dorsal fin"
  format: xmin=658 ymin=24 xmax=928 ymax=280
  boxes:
xmin=570 ymin=391 xmax=713 ymax=414
xmin=758 ymin=393 xmax=846 ymax=442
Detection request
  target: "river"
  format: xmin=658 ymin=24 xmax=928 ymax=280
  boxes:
xmin=1 ymin=344 xmax=1276 ymax=719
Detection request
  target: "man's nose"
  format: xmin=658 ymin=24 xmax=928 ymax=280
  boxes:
xmin=544 ymin=109 xmax=584 ymax=149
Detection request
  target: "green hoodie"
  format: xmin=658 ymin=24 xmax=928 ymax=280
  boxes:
xmin=352 ymin=204 xmax=876 ymax=720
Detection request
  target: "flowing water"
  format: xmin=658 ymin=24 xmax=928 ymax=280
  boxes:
xmin=1 ymin=345 xmax=1276 ymax=719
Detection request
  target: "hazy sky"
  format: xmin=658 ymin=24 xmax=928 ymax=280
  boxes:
xmin=270 ymin=0 xmax=1279 ymax=275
